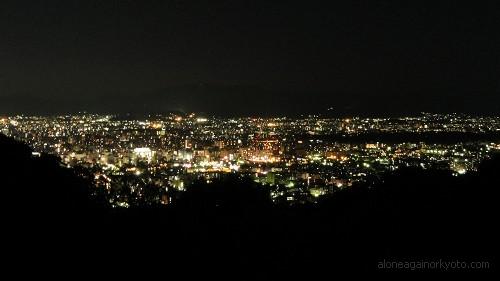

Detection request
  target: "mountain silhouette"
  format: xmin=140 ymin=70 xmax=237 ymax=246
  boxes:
xmin=1 ymin=133 xmax=497 ymax=275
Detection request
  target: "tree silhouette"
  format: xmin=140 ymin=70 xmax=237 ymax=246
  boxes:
xmin=177 ymin=174 xmax=272 ymax=210
xmin=0 ymin=134 xmax=107 ymax=214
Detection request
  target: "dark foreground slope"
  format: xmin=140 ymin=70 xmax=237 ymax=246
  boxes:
xmin=1 ymin=134 xmax=497 ymax=276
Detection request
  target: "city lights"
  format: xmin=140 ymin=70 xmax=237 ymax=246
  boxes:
xmin=1 ymin=112 xmax=499 ymax=206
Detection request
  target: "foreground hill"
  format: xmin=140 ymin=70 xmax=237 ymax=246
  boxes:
xmin=1 ymin=134 xmax=497 ymax=275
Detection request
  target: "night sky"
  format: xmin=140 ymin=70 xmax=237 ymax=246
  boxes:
xmin=1 ymin=1 xmax=499 ymax=116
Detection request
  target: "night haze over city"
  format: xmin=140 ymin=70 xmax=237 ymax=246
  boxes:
xmin=1 ymin=0 xmax=498 ymax=276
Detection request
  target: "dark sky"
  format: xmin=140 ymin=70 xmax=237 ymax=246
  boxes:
xmin=1 ymin=0 xmax=499 ymax=116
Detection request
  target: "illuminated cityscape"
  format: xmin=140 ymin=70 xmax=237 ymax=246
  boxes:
xmin=2 ymin=113 xmax=499 ymax=207
xmin=1 ymin=0 xmax=499 ymax=274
